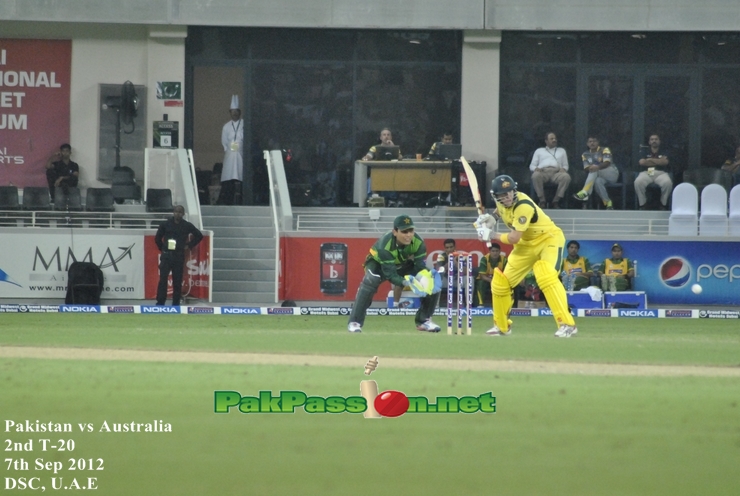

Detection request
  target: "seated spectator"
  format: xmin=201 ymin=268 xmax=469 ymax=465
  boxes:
xmin=721 ymin=146 xmax=740 ymax=188
xmin=363 ymin=128 xmax=403 ymax=161
xmin=45 ymin=143 xmax=79 ymax=202
xmin=363 ymin=127 xmax=404 ymax=206
xmin=529 ymin=131 xmax=571 ymax=209
xmin=560 ymin=240 xmax=595 ymax=291
xmin=597 ymin=243 xmax=634 ymax=292
xmin=427 ymin=131 xmax=454 ymax=157
xmin=634 ymin=134 xmax=672 ymax=210
xmin=475 ymin=242 xmax=507 ymax=307
xmin=572 ymin=136 xmax=619 ymax=210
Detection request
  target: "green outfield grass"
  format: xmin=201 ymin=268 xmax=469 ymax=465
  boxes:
xmin=2 ymin=314 xmax=740 ymax=495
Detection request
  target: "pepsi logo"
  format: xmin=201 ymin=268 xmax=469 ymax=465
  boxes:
xmin=660 ymin=257 xmax=691 ymax=288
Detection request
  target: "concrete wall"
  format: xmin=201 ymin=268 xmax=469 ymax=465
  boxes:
xmin=2 ymin=0 xmax=738 ymax=31
xmin=461 ymin=30 xmax=501 ymax=186
xmin=0 ymin=22 xmax=186 ymax=190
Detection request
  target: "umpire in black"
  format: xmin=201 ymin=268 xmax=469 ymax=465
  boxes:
xmin=155 ymin=205 xmax=204 ymax=305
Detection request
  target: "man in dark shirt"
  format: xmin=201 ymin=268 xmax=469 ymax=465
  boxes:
xmin=347 ymin=214 xmax=440 ymax=333
xmin=154 ymin=205 xmax=204 ymax=306
xmin=45 ymin=143 xmax=79 ymax=202
xmin=634 ymin=134 xmax=672 ymax=210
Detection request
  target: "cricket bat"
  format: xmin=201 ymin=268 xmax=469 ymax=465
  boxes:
xmin=460 ymin=156 xmax=492 ymax=247
xmin=459 ymin=156 xmax=485 ymax=216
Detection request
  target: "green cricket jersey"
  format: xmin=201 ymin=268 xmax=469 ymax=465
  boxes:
xmin=366 ymin=231 xmax=428 ymax=287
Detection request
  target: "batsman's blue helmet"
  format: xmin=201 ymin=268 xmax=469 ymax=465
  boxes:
xmin=490 ymin=175 xmax=518 ymax=200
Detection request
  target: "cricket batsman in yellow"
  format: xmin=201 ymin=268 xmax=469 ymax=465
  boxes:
xmin=474 ymin=175 xmax=578 ymax=337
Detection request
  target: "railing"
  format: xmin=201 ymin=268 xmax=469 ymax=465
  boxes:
xmin=144 ymin=148 xmax=202 ymax=230
xmin=293 ymin=207 xmax=671 ymax=237
xmin=265 ymin=150 xmax=296 ymax=303
xmin=0 ymin=210 xmax=169 ymax=229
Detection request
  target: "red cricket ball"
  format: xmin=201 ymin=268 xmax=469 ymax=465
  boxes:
xmin=374 ymin=390 xmax=409 ymax=418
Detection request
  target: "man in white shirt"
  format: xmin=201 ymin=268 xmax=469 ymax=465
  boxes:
xmin=529 ymin=132 xmax=571 ymax=209
xmin=219 ymin=94 xmax=244 ymax=205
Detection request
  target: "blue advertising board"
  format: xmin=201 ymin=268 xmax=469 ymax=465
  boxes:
xmin=570 ymin=239 xmax=739 ymax=305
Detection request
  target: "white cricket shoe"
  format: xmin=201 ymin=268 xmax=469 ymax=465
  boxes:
xmin=554 ymin=324 xmax=578 ymax=338
xmin=347 ymin=322 xmax=362 ymax=333
xmin=416 ymin=320 xmax=441 ymax=333
xmin=485 ymin=325 xmax=511 ymax=336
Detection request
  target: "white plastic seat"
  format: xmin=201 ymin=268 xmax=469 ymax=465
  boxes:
xmin=729 ymin=185 xmax=740 ymax=237
xmin=668 ymin=183 xmax=698 ymax=236
xmin=699 ymin=183 xmax=728 ymax=236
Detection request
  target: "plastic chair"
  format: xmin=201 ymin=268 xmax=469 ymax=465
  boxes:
xmin=728 ymin=185 xmax=740 ymax=236
xmin=668 ymin=183 xmax=698 ymax=236
xmin=0 ymin=186 xmax=20 ymax=210
xmin=699 ymin=184 xmax=728 ymax=236
xmin=145 ymin=188 xmax=173 ymax=212
xmin=85 ymin=188 xmax=115 ymax=212
xmin=683 ymin=168 xmax=732 ymax=197
xmin=54 ymin=187 xmax=83 ymax=211
xmin=21 ymin=187 xmax=52 ymax=211
xmin=111 ymin=166 xmax=142 ymax=204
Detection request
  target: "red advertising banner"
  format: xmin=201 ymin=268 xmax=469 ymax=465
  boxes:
xmin=282 ymin=236 xmax=503 ymax=301
xmin=143 ymin=235 xmax=211 ymax=300
xmin=0 ymin=39 xmax=71 ymax=188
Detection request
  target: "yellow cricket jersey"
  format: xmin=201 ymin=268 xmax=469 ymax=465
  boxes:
xmin=496 ymin=191 xmax=561 ymax=246
xmin=603 ymin=258 xmax=629 ymax=276
xmin=563 ymin=256 xmax=588 ymax=274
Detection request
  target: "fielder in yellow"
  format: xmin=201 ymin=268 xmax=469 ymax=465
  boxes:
xmin=474 ymin=175 xmax=578 ymax=337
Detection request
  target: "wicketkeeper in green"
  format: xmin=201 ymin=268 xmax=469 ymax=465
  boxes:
xmin=348 ymin=214 xmax=442 ymax=333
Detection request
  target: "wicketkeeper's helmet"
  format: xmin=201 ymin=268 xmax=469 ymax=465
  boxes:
xmin=490 ymin=175 xmax=518 ymax=202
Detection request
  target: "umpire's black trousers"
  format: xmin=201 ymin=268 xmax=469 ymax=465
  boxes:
xmin=156 ymin=252 xmax=185 ymax=305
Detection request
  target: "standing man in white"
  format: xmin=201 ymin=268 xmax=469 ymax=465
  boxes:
xmin=219 ymin=94 xmax=244 ymax=205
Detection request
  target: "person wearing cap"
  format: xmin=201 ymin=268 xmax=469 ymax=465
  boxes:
xmin=597 ymin=243 xmax=634 ymax=292
xmin=347 ymin=214 xmax=441 ymax=333
xmin=219 ymin=95 xmax=244 ymax=205
xmin=473 ymin=174 xmax=579 ymax=338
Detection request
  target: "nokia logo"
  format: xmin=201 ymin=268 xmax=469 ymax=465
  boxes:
xmin=222 ymin=307 xmax=259 ymax=315
xmin=617 ymin=310 xmax=658 ymax=318
xmin=188 ymin=307 xmax=214 ymax=314
xmin=60 ymin=305 xmax=100 ymax=313
xmin=141 ymin=306 xmax=180 ymax=314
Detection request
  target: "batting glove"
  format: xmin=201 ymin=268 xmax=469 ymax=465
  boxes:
xmin=476 ymin=226 xmax=492 ymax=242
xmin=474 ymin=213 xmax=496 ymax=230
